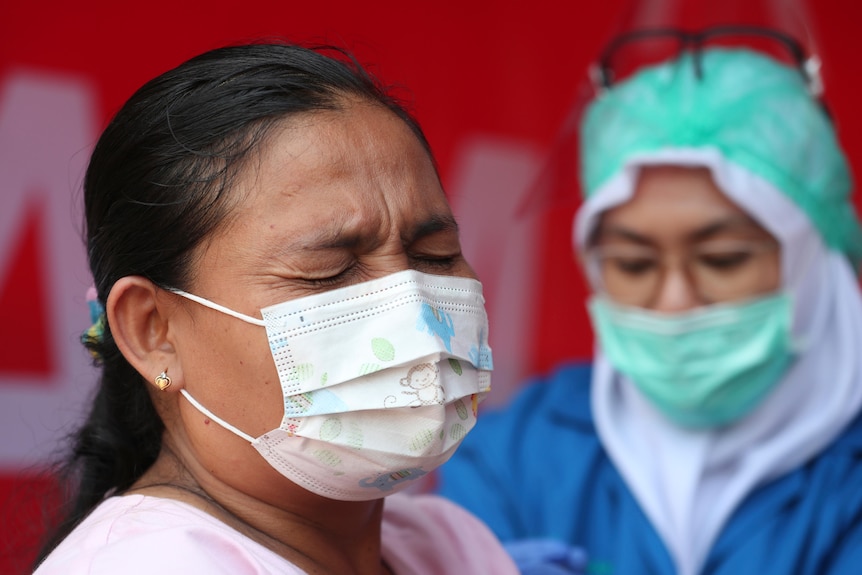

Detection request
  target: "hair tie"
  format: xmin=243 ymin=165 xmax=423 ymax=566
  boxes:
xmin=82 ymin=286 xmax=106 ymax=358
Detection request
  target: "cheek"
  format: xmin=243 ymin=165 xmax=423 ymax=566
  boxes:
xmin=178 ymin=314 xmax=285 ymax=438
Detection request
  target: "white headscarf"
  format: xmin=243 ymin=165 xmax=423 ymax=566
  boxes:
xmin=574 ymin=147 xmax=862 ymax=575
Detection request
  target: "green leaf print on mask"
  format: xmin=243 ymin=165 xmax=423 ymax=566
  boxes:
xmin=313 ymin=449 xmax=342 ymax=469
xmin=372 ymin=337 xmax=396 ymax=362
xmin=320 ymin=418 xmax=342 ymax=441
xmin=320 ymin=372 xmax=328 ymax=386
xmin=454 ymin=398 xmax=468 ymax=420
xmin=292 ymin=363 xmax=314 ymax=382
xmin=449 ymin=423 xmax=467 ymax=442
xmin=319 ymin=417 xmax=364 ymax=449
xmin=448 ymin=358 xmax=463 ymax=375
xmin=359 ymin=363 xmax=381 ymax=376
xmin=409 ymin=428 xmax=436 ymax=452
xmin=285 ymin=392 xmax=314 ymax=415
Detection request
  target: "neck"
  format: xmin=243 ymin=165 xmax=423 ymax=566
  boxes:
xmin=130 ymin=445 xmax=390 ymax=574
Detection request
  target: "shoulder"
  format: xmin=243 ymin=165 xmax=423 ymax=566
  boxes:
xmin=33 ymin=495 xmax=300 ymax=575
xmin=803 ymin=412 xmax=862 ymax=515
xmin=824 ymin=408 xmax=862 ymax=457
xmin=435 ymin=361 xmax=605 ymax=541
xmin=513 ymin=361 xmax=593 ymax=407
xmin=715 ymin=416 xmax=862 ymax=574
xmin=476 ymin=361 xmax=594 ymax=436
xmin=440 ymin=360 xmax=598 ymax=485
xmin=802 ymin=411 xmax=862 ymax=504
xmin=381 ymin=493 xmax=519 ymax=574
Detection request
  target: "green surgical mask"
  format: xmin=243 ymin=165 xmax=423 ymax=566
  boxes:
xmin=588 ymin=293 xmax=797 ymax=428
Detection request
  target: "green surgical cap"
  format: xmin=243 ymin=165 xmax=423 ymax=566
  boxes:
xmin=580 ymin=48 xmax=862 ymax=262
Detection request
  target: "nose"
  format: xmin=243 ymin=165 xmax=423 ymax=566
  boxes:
xmin=650 ymin=266 xmax=701 ymax=312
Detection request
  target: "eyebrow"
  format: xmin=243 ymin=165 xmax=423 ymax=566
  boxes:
xmin=592 ymin=226 xmax=654 ymax=246
xmin=294 ymin=213 xmax=460 ymax=252
xmin=594 ymin=215 xmax=766 ymax=246
xmin=687 ymin=215 xmax=767 ymax=242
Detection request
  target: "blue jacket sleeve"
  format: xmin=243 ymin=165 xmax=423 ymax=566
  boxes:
xmin=437 ymin=363 xmax=595 ymax=542
xmin=437 ymin=359 xmax=862 ymax=575
xmin=436 ymin=387 xmax=538 ymax=540
xmin=820 ymin=455 xmax=862 ymax=574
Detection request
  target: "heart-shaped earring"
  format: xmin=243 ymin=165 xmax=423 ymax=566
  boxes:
xmin=154 ymin=370 xmax=172 ymax=391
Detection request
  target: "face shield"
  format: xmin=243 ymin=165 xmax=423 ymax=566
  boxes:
xmin=576 ymin=39 xmax=860 ymax=264
xmin=519 ymin=0 xmax=852 ymax=237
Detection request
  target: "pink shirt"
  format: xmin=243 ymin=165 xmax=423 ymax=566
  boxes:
xmin=34 ymin=493 xmax=518 ymax=574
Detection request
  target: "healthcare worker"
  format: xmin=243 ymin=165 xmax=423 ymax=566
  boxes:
xmin=437 ymin=27 xmax=862 ymax=575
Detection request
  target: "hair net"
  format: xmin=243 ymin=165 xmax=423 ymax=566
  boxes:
xmin=580 ymin=47 xmax=862 ymax=262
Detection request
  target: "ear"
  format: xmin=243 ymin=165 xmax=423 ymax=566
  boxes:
xmin=107 ymin=276 xmax=181 ymax=393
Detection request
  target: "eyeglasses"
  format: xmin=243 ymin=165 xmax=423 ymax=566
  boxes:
xmin=590 ymin=25 xmax=824 ymax=99
xmin=584 ymin=239 xmax=780 ymax=308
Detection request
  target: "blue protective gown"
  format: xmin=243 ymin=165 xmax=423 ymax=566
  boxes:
xmin=437 ymin=363 xmax=862 ymax=575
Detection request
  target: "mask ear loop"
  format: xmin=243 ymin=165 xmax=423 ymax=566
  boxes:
xmin=169 ymin=289 xmax=266 ymax=327
xmin=179 ymin=389 xmax=257 ymax=443
xmin=166 ymin=288 xmax=264 ymax=444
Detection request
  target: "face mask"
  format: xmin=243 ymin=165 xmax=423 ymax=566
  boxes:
xmin=171 ymin=270 xmax=493 ymax=501
xmin=588 ymin=293 xmax=796 ymax=428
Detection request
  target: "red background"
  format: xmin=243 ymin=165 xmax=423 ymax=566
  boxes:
xmin=1 ymin=1 xmax=860 ymax=572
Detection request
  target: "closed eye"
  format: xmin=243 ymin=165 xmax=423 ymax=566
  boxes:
xmin=593 ymin=245 xmax=660 ymax=276
xmin=694 ymin=240 xmax=777 ymax=271
xmin=697 ymin=250 xmax=754 ymax=270
xmin=411 ymin=254 xmax=461 ymax=273
xmin=302 ymin=264 xmax=363 ymax=288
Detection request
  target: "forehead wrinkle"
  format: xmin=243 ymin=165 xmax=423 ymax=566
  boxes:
xmin=280 ymin=204 xmax=384 ymax=261
xmin=236 ymin=103 xmax=441 ymax=267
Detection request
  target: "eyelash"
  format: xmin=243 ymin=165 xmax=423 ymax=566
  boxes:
xmin=697 ymin=251 xmax=753 ymax=269
xmin=306 ymin=265 xmax=363 ymax=287
xmin=412 ymin=254 xmax=458 ymax=271
xmin=612 ymin=257 xmax=656 ymax=275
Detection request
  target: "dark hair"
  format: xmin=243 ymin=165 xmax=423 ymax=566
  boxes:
xmin=35 ymin=41 xmax=432 ymax=564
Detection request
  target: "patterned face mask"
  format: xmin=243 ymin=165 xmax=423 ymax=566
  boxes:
xmin=171 ymin=269 xmax=493 ymax=501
